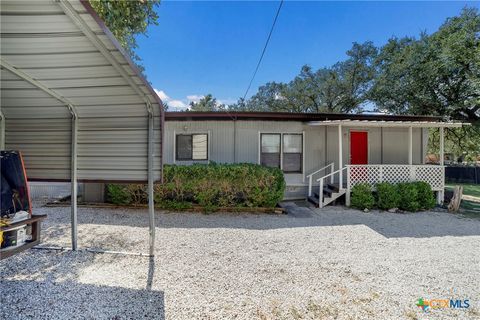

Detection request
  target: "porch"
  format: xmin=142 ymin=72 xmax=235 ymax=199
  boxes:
xmin=305 ymin=119 xmax=467 ymax=208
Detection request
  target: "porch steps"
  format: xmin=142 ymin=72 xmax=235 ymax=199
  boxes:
xmin=307 ymin=183 xmax=346 ymax=208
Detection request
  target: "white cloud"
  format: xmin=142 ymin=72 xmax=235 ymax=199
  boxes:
xmin=154 ymin=88 xmax=188 ymax=111
xmin=186 ymin=95 xmax=204 ymax=103
xmin=154 ymin=89 xmax=236 ymax=110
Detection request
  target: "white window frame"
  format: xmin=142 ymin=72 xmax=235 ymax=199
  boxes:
xmin=258 ymin=131 xmax=305 ymax=174
xmin=174 ymin=131 xmax=210 ymax=162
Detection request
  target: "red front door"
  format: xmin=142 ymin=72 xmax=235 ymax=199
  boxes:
xmin=350 ymin=131 xmax=368 ymax=164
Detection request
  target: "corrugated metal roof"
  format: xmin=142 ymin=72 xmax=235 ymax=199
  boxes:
xmin=0 ymin=0 xmax=164 ymax=182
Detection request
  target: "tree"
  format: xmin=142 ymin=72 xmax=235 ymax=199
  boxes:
xmin=89 ymin=0 xmax=160 ymax=68
xmin=230 ymin=42 xmax=377 ymax=114
xmin=188 ymin=94 xmax=225 ymax=111
xmin=369 ymin=8 xmax=480 ymax=122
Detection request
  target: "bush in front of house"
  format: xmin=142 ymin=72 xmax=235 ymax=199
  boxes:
xmin=350 ymin=183 xmax=375 ymax=210
xmin=376 ymin=182 xmax=400 ymax=210
xmin=414 ymin=181 xmax=436 ymax=210
xmin=106 ymin=163 xmax=286 ymax=212
xmin=397 ymin=182 xmax=420 ymax=212
xmin=349 ymin=181 xmax=437 ymax=212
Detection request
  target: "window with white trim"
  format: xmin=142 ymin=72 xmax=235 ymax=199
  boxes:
xmin=176 ymin=134 xmax=208 ymax=161
xmin=260 ymin=133 xmax=303 ymax=173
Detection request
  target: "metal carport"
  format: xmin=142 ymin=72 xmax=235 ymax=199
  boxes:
xmin=0 ymin=0 xmax=164 ymax=256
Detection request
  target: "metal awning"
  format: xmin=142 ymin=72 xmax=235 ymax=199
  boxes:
xmin=0 ymin=0 xmax=164 ymax=256
xmin=307 ymin=119 xmax=469 ymax=128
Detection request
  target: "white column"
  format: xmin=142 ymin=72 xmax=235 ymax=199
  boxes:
xmin=408 ymin=126 xmax=413 ymax=165
xmin=439 ymin=127 xmax=444 ymax=166
xmin=408 ymin=126 xmax=414 ymax=181
xmin=438 ymin=127 xmax=445 ymax=204
xmin=338 ymin=124 xmax=343 ymax=188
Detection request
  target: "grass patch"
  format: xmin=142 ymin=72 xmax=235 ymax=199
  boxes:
xmin=446 ymin=183 xmax=480 ymax=198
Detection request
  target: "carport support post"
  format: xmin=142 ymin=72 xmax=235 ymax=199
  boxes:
xmin=147 ymin=106 xmax=155 ymax=257
xmin=438 ymin=127 xmax=445 ymax=204
xmin=0 ymin=109 xmax=5 ymax=149
xmin=70 ymin=106 xmax=78 ymax=250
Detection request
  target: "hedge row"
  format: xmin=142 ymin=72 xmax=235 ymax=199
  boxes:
xmin=106 ymin=163 xmax=286 ymax=212
xmin=350 ymin=181 xmax=436 ymax=212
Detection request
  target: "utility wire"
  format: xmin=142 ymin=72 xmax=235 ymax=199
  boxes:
xmin=242 ymin=0 xmax=284 ymax=101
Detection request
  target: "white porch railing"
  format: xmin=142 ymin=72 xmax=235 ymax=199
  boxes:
xmin=307 ymin=162 xmax=334 ymax=197
xmin=317 ymin=167 xmax=347 ymax=208
xmin=346 ymin=164 xmax=445 ymax=205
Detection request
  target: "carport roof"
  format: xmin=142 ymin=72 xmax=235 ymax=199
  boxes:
xmin=1 ymin=0 xmax=164 ymax=182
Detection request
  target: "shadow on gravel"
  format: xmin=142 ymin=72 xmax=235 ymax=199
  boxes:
xmin=0 ymin=279 xmax=165 ymax=320
xmin=0 ymin=251 xmax=164 ymax=320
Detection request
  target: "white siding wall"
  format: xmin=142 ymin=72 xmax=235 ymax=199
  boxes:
xmin=165 ymin=121 xmax=428 ymax=186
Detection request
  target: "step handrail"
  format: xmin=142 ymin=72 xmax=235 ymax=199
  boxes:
xmin=317 ymin=166 xmax=347 ymax=208
xmin=307 ymin=162 xmax=334 ymax=196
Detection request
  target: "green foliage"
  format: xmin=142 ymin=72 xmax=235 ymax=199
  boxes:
xmin=397 ymin=183 xmax=420 ymax=212
xmin=350 ymin=183 xmax=375 ymax=210
xmin=188 ymin=94 xmax=225 ymax=111
xmin=106 ymin=163 xmax=286 ymax=212
xmin=370 ymin=7 xmax=480 ymax=123
xmin=414 ymin=181 xmax=436 ymax=210
xmin=230 ymin=42 xmax=378 ymax=114
xmin=376 ymin=182 xmax=400 ymax=210
xmin=88 ymin=0 xmax=160 ymax=67
xmin=157 ymin=200 xmax=193 ymax=211
xmin=106 ymin=184 xmax=131 ymax=205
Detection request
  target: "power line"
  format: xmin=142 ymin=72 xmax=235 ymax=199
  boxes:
xmin=242 ymin=0 xmax=284 ymax=101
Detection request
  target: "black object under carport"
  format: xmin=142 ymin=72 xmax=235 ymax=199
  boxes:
xmin=1 ymin=150 xmax=46 ymax=259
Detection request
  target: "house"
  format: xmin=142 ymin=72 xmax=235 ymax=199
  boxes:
xmin=164 ymin=111 xmax=465 ymax=207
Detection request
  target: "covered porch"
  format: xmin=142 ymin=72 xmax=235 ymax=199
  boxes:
xmin=306 ymin=119 xmax=467 ymax=208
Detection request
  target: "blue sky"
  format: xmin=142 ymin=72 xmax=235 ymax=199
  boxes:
xmin=136 ymin=1 xmax=478 ymax=110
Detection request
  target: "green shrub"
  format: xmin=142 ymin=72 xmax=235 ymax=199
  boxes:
xmin=350 ymin=183 xmax=375 ymax=210
xmin=414 ymin=181 xmax=436 ymax=210
xmin=106 ymin=163 xmax=286 ymax=212
xmin=106 ymin=184 xmax=132 ymax=205
xmin=376 ymin=182 xmax=400 ymax=210
xmin=397 ymin=182 xmax=420 ymax=212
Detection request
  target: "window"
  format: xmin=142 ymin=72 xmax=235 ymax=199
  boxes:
xmin=176 ymin=134 xmax=208 ymax=161
xmin=283 ymin=134 xmax=302 ymax=173
xmin=260 ymin=133 xmax=303 ymax=173
xmin=260 ymin=134 xmax=281 ymax=168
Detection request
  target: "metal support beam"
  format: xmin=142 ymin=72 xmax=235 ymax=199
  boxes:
xmin=0 ymin=58 xmax=79 ymax=250
xmin=147 ymin=103 xmax=156 ymax=257
xmin=0 ymin=109 xmax=5 ymax=150
xmin=58 ymin=0 xmax=150 ymax=104
xmin=338 ymin=124 xmax=343 ymax=188
xmin=70 ymin=109 xmax=78 ymax=250
xmin=408 ymin=126 xmax=413 ymax=165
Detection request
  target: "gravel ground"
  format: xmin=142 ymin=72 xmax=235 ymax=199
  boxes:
xmin=1 ymin=205 xmax=479 ymax=320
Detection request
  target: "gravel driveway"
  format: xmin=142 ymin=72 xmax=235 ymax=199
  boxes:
xmin=1 ymin=205 xmax=479 ymax=319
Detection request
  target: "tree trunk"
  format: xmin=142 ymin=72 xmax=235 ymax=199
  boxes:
xmin=448 ymin=186 xmax=463 ymax=213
